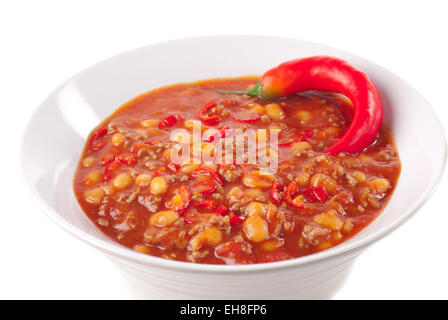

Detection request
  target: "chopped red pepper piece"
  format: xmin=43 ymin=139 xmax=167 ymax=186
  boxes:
xmin=303 ymin=129 xmax=314 ymax=139
xmin=192 ymin=167 xmax=224 ymax=186
xmin=215 ymin=205 xmax=229 ymax=216
xmin=230 ymin=215 xmax=244 ymax=226
xmin=167 ymin=162 xmax=179 ymax=172
xmin=269 ymin=183 xmax=283 ymax=204
xmin=190 ymin=200 xmax=215 ymax=211
xmin=152 ymin=170 xmax=161 ymax=178
xmin=219 ymin=98 xmax=238 ymax=107
xmin=174 ymin=114 xmax=183 ymax=125
xmin=232 ymin=111 xmax=261 ymax=123
xmin=116 ymin=153 xmax=136 ymax=166
xmin=190 ymin=179 xmax=217 ymax=195
xmin=130 ymin=140 xmax=162 ymax=153
xmin=304 ymin=186 xmax=328 ymax=203
xmin=159 ymin=114 xmax=182 ymax=129
xmin=130 ymin=143 xmax=144 ymax=153
xmin=216 ymin=241 xmax=243 ymax=258
xmin=284 ymin=181 xmax=304 ymax=210
xmin=104 ymin=160 xmax=121 ymax=180
xmin=89 ymin=126 xmax=108 ymax=151
xmin=101 ymin=155 xmax=116 ymax=166
xmin=183 ymin=217 xmax=193 ymax=224
xmin=278 ymin=132 xmax=308 ymax=147
xmin=197 ymin=100 xmax=220 ymax=125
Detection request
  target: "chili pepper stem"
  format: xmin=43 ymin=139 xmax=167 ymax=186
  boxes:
xmin=217 ymin=81 xmax=262 ymax=97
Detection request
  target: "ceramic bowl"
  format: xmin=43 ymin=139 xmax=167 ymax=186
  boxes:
xmin=21 ymin=35 xmax=446 ymax=299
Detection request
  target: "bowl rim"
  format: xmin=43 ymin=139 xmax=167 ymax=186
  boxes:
xmin=21 ymin=35 xmax=447 ymax=274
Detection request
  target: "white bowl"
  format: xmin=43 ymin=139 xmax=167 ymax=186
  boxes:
xmin=21 ymin=35 xmax=446 ymax=299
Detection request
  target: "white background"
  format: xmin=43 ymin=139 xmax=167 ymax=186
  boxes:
xmin=1 ymin=0 xmax=447 ymax=299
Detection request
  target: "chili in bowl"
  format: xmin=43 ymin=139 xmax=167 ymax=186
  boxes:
xmin=74 ymin=57 xmax=401 ymax=264
xmin=22 ymin=36 xmax=446 ymax=299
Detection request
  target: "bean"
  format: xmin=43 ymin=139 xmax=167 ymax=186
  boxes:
xmin=180 ymin=163 xmax=201 ymax=174
xmin=149 ymin=210 xmax=179 ymax=227
xmin=244 ymin=188 xmax=266 ymax=201
xmin=310 ymin=173 xmax=338 ymax=193
xmin=82 ymin=157 xmax=95 ymax=168
xmin=201 ymin=143 xmax=215 ymax=159
xmin=265 ymin=103 xmax=286 ymax=120
xmin=84 ymin=187 xmax=105 ymax=205
xmin=227 ymin=186 xmax=244 ymax=203
xmin=171 ymin=130 xmax=191 ymax=144
xmin=368 ymin=178 xmax=390 ymax=194
xmin=112 ymin=172 xmax=133 ymax=190
xmin=189 ymin=227 xmax=223 ymax=251
xmin=242 ymin=171 xmax=275 ymax=188
xmin=313 ymin=211 xmax=343 ymax=231
xmin=244 ymin=214 xmax=269 ymax=243
xmin=140 ymin=119 xmax=159 ymax=128
xmin=352 ymin=171 xmax=366 ymax=183
xmin=150 ymin=176 xmax=167 ymax=195
xmin=296 ymin=172 xmax=310 ymax=186
xmin=111 ymin=133 xmax=124 ymax=147
xmin=83 ymin=171 xmax=103 ymax=186
xmin=261 ymin=239 xmax=283 ymax=252
xmin=291 ymin=141 xmax=312 ymax=156
xmin=295 ymin=110 xmax=312 ymax=122
xmin=245 ymin=201 xmax=268 ymax=217
xmin=133 ymin=244 xmax=151 ymax=254
xmin=135 ymin=173 xmax=152 ymax=186
xmin=343 ymin=220 xmax=354 ymax=233
xmin=249 ymin=103 xmax=265 ymax=114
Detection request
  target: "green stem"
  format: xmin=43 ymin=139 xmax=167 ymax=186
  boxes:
xmin=216 ymin=81 xmax=262 ymax=97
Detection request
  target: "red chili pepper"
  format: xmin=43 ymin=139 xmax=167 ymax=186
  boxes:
xmin=192 ymin=167 xmax=224 ymax=186
xmin=190 ymin=200 xmax=215 ymax=210
xmin=269 ymin=183 xmax=283 ymax=204
xmin=190 ymin=179 xmax=217 ymax=195
xmin=104 ymin=160 xmax=121 ymax=180
xmin=232 ymin=111 xmax=261 ymax=123
xmin=183 ymin=217 xmax=193 ymax=224
xmin=159 ymin=114 xmax=182 ymax=129
xmin=216 ymin=241 xmax=243 ymax=258
xmin=101 ymin=155 xmax=116 ymax=166
xmin=116 ymin=153 xmax=136 ymax=166
xmin=152 ymin=170 xmax=161 ymax=178
xmin=220 ymin=99 xmax=239 ymax=107
xmin=174 ymin=114 xmax=183 ymax=125
xmin=167 ymin=162 xmax=179 ymax=172
xmin=229 ymin=215 xmax=244 ymax=226
xmin=197 ymin=100 xmax=220 ymax=125
xmin=303 ymin=129 xmax=314 ymax=139
xmin=284 ymin=181 xmax=304 ymax=210
xmin=130 ymin=143 xmax=144 ymax=153
xmin=89 ymin=126 xmax=108 ymax=151
xmin=303 ymin=186 xmax=328 ymax=203
xmin=218 ymin=56 xmax=383 ymax=154
xmin=215 ymin=205 xmax=229 ymax=216
xmin=130 ymin=140 xmax=162 ymax=153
